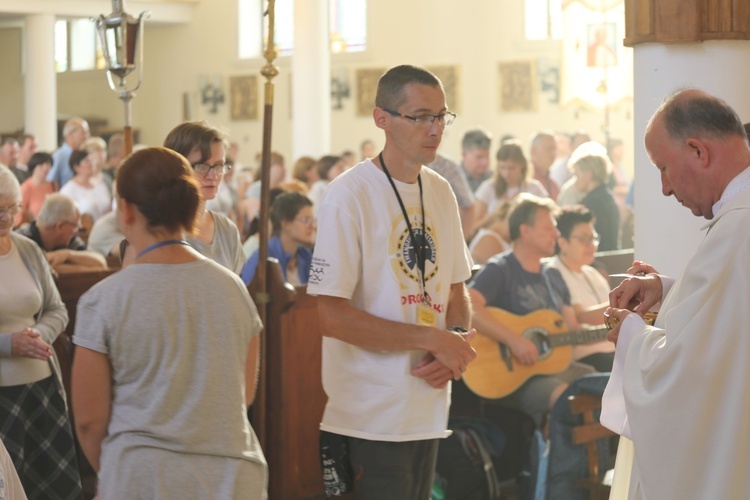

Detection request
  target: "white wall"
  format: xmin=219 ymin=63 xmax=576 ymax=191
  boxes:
xmin=0 ymin=0 xmax=634 ymax=173
xmin=632 ymin=41 xmax=750 ymax=277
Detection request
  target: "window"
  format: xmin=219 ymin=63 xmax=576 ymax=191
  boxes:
xmin=54 ymin=19 xmax=106 ymax=73
xmin=525 ymin=0 xmax=562 ymax=40
xmin=238 ymin=0 xmax=366 ymax=59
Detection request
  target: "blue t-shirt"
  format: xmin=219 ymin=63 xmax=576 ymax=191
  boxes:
xmin=469 ymin=251 xmax=570 ymax=314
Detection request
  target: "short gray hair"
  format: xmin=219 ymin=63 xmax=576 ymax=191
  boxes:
xmin=462 ymin=128 xmax=492 ymax=152
xmin=37 ymin=193 xmax=78 ymax=227
xmin=654 ymin=88 xmax=746 ymax=142
xmin=0 ymin=167 xmax=20 ymax=201
xmin=569 ymin=141 xmax=611 ymax=184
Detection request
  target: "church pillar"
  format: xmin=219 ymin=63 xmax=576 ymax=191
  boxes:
xmin=627 ymin=0 xmax=750 ymax=276
xmin=24 ymin=13 xmax=58 ymax=151
xmin=291 ymin=0 xmax=330 ymax=162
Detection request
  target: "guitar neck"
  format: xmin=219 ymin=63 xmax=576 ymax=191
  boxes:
xmin=548 ymin=327 xmax=609 ymax=348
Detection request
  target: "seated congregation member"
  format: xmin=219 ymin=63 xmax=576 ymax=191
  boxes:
xmin=164 ymin=121 xmax=245 ymax=274
xmin=243 ymin=151 xmax=287 ymax=220
xmin=291 ymin=155 xmax=318 ymax=191
xmin=468 ymin=195 xmax=593 ymax=425
xmin=59 ymin=150 xmax=112 ymax=222
xmin=307 ymin=155 xmax=345 ymax=207
xmin=71 ymin=147 xmax=267 ymax=499
xmin=241 ymin=192 xmax=315 ymax=286
xmin=473 ymin=140 xmax=547 ymax=233
xmin=468 ymin=200 xmax=512 ymax=265
xmin=548 ymin=206 xmax=613 ymax=372
xmin=569 ymin=142 xmax=620 ymax=251
xmin=18 ymin=152 xmax=55 ymax=225
xmin=427 ymin=153 xmax=477 ymax=241
xmin=87 ymin=211 xmax=125 ymax=261
xmin=0 ymin=167 xmax=83 ymax=499
xmin=16 ymin=193 xmax=107 ymax=273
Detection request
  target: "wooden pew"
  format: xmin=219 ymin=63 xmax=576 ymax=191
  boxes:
xmin=250 ymin=261 xmax=328 ymax=500
xmin=54 ymin=269 xmax=119 ymax=397
xmin=54 ymin=268 xmax=119 ymax=500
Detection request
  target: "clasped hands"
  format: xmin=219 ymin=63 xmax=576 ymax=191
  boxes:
xmin=606 ymin=261 xmax=663 ymax=345
xmin=411 ymin=327 xmax=477 ymax=389
xmin=11 ymin=328 xmax=52 ymax=360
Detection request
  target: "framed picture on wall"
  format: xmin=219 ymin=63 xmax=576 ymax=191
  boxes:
xmin=426 ymin=65 xmax=460 ymax=114
xmin=498 ymin=61 xmax=538 ymax=113
xmin=230 ymin=75 xmax=259 ymax=121
xmin=356 ymin=68 xmax=386 ymax=117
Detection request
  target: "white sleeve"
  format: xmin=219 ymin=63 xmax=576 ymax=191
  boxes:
xmin=307 ymin=192 xmax=362 ymax=299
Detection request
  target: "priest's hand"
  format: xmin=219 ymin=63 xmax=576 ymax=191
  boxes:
xmin=604 ymin=307 xmax=631 ymax=346
xmin=609 ymin=273 xmax=663 ymax=315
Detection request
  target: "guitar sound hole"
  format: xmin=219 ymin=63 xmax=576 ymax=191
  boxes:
xmin=524 ymin=328 xmax=552 ymax=360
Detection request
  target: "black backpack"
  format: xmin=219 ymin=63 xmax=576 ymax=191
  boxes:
xmin=435 ymin=417 xmax=506 ymax=500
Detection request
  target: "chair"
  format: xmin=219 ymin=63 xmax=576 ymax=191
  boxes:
xmin=569 ymin=393 xmax=617 ymax=500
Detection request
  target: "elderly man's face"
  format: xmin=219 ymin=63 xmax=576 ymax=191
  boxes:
xmin=645 ymin=117 xmax=713 ymax=219
xmin=531 ymin=136 xmax=556 ymax=171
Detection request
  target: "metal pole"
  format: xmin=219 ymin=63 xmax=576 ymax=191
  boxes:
xmin=252 ymin=0 xmax=279 ymax=450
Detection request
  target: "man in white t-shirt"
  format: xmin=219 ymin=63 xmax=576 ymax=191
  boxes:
xmin=308 ymin=65 xmax=476 ymax=499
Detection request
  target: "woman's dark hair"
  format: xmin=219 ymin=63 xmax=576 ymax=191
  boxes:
xmin=28 ymin=152 xmax=53 ymax=173
xmin=163 ymin=121 xmax=227 ymax=165
xmin=270 ymin=192 xmax=313 ymax=235
xmin=493 ymin=140 xmax=528 ymax=199
xmin=316 ymin=155 xmax=341 ymax=180
xmin=556 ymin=205 xmax=594 ymax=240
xmin=69 ymin=149 xmax=90 ymax=171
xmin=116 ymin=147 xmax=202 ymax=235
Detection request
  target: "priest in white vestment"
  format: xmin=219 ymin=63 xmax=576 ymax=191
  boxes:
xmin=600 ymin=88 xmax=750 ymax=499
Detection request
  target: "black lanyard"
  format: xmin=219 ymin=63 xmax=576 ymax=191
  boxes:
xmin=378 ymin=152 xmax=428 ymax=303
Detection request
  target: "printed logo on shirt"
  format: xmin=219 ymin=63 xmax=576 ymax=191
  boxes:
xmin=309 ymin=256 xmax=329 ymax=286
xmin=389 ymin=207 xmax=439 ymax=287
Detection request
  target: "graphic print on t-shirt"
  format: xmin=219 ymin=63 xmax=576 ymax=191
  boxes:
xmin=388 ymin=206 xmax=439 ymax=289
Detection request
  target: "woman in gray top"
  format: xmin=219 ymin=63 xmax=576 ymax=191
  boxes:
xmin=0 ymin=167 xmax=82 ymax=499
xmin=164 ymin=121 xmax=245 ymax=274
xmin=71 ymin=147 xmax=267 ymax=499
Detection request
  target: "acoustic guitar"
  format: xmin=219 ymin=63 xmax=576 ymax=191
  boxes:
xmin=462 ymin=307 xmax=609 ymax=399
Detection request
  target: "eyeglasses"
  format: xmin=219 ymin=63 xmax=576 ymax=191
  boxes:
xmin=62 ymin=221 xmax=83 ymax=233
xmin=569 ymin=234 xmax=600 ymax=245
xmin=0 ymin=205 xmax=20 ymax=219
xmin=295 ymin=216 xmax=316 ymax=226
xmin=382 ymin=108 xmax=457 ymax=128
xmin=191 ymin=162 xmax=231 ymax=176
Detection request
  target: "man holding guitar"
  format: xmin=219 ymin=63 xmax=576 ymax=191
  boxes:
xmin=468 ymin=195 xmax=594 ymax=425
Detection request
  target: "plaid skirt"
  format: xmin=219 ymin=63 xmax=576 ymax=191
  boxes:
xmin=0 ymin=375 xmax=83 ymax=500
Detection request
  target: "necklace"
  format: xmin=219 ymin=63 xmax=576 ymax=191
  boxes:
xmin=136 ymin=239 xmax=192 ymax=260
xmin=378 ymin=152 xmax=429 ymax=304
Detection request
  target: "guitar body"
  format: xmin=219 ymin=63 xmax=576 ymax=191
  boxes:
xmin=463 ymin=308 xmax=573 ymax=399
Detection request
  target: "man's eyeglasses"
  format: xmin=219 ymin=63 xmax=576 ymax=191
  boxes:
xmin=382 ymin=108 xmax=457 ymax=128
xmin=191 ymin=162 xmax=231 ymax=176
xmin=295 ymin=216 xmax=316 ymax=226
xmin=62 ymin=221 xmax=83 ymax=233
xmin=569 ymin=234 xmax=600 ymax=245
xmin=0 ymin=205 xmax=20 ymax=219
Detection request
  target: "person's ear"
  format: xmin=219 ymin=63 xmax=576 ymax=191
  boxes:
xmin=686 ymin=138 xmax=709 ymax=168
xmin=373 ymin=107 xmax=389 ymax=131
xmin=119 ymin=198 xmax=137 ymax=226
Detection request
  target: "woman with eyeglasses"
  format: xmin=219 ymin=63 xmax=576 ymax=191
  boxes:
xmin=163 ymin=121 xmax=245 ymax=274
xmin=241 ymin=192 xmax=315 ymax=286
xmin=71 ymin=147 xmax=267 ymax=499
xmin=0 ymin=167 xmax=83 ymax=499
xmin=548 ymin=205 xmax=614 ymax=372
